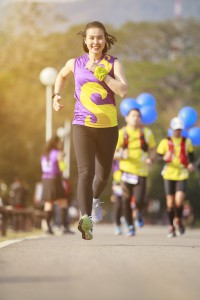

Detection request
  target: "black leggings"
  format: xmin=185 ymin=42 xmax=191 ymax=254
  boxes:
xmin=121 ymin=177 xmax=147 ymax=226
xmin=73 ymin=125 xmax=118 ymax=216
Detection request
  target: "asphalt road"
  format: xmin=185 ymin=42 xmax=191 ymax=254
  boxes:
xmin=0 ymin=224 xmax=200 ymax=300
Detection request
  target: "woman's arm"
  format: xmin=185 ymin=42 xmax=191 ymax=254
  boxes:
xmin=104 ymin=59 xmax=128 ymax=97
xmin=85 ymin=59 xmax=128 ymax=98
xmin=53 ymin=59 xmax=75 ymax=111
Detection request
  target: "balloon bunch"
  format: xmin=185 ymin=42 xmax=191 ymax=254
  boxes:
xmin=119 ymin=93 xmax=158 ymax=125
xmin=168 ymin=106 xmax=200 ymax=146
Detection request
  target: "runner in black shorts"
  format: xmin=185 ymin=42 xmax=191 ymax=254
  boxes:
xmin=156 ymin=117 xmax=195 ymax=237
xmin=164 ymin=179 xmax=187 ymax=195
xmin=115 ymin=108 xmax=156 ymax=237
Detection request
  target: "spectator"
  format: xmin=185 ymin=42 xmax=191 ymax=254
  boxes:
xmin=9 ymin=176 xmax=29 ymax=231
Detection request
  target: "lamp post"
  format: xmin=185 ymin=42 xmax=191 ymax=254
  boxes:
xmin=57 ymin=120 xmax=71 ymax=179
xmin=39 ymin=67 xmax=58 ymax=141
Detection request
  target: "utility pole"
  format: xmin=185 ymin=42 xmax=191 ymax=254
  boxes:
xmin=169 ymin=0 xmax=184 ymax=60
xmin=174 ymin=0 xmax=182 ymax=19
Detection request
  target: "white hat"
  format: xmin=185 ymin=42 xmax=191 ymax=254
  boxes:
xmin=170 ymin=117 xmax=184 ymax=130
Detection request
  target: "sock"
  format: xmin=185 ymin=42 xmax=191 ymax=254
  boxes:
xmin=93 ymin=198 xmax=99 ymax=203
xmin=46 ymin=210 xmax=53 ymax=231
xmin=167 ymin=207 xmax=175 ymax=226
xmin=175 ymin=206 xmax=183 ymax=224
xmin=61 ymin=208 xmax=67 ymax=228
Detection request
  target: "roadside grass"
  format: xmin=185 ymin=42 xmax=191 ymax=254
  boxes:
xmin=0 ymin=228 xmax=44 ymax=242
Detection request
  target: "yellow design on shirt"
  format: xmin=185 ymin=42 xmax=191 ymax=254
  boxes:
xmin=156 ymin=137 xmax=193 ymax=180
xmin=99 ymin=55 xmax=112 ymax=72
xmin=116 ymin=126 xmax=156 ymax=176
xmin=80 ymin=82 xmax=117 ymax=128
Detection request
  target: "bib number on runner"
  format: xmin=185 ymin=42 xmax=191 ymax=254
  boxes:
xmin=121 ymin=172 xmax=138 ymax=184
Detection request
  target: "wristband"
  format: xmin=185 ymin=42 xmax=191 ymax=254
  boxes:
xmin=52 ymin=93 xmax=60 ymax=99
xmin=94 ymin=66 xmax=108 ymax=81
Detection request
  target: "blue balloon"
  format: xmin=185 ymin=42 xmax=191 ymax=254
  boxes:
xmin=178 ymin=106 xmax=198 ymax=128
xmin=168 ymin=128 xmax=188 ymax=137
xmin=136 ymin=93 xmax=156 ymax=107
xmin=119 ymin=98 xmax=140 ymax=117
xmin=168 ymin=129 xmax=172 ymax=137
xmin=140 ymin=105 xmax=158 ymax=125
xmin=181 ymin=129 xmax=189 ymax=138
xmin=188 ymin=127 xmax=200 ymax=146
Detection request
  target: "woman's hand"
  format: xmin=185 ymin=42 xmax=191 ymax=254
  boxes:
xmin=85 ymin=61 xmax=97 ymax=73
xmin=163 ymin=151 xmax=172 ymax=161
xmin=146 ymin=157 xmax=153 ymax=165
xmin=53 ymin=95 xmax=65 ymax=111
xmin=122 ymin=149 xmax=128 ymax=159
xmin=187 ymin=163 xmax=195 ymax=172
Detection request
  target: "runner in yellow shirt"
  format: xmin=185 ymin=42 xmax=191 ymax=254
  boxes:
xmin=115 ymin=108 xmax=156 ymax=236
xmin=156 ymin=117 xmax=195 ymax=237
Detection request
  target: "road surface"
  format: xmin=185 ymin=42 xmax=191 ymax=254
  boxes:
xmin=0 ymin=224 xmax=200 ymax=300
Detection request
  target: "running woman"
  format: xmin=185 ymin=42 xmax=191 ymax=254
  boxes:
xmin=156 ymin=117 xmax=195 ymax=237
xmin=52 ymin=21 xmax=128 ymax=240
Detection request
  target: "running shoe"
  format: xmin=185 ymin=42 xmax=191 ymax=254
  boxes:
xmin=135 ymin=217 xmax=144 ymax=228
xmin=174 ymin=218 xmax=185 ymax=236
xmin=78 ymin=215 xmax=93 ymax=240
xmin=126 ymin=225 xmax=136 ymax=237
xmin=135 ymin=213 xmax=144 ymax=228
xmin=167 ymin=226 xmax=176 ymax=238
xmin=46 ymin=228 xmax=54 ymax=235
xmin=114 ymin=225 xmax=122 ymax=236
xmin=91 ymin=198 xmax=103 ymax=223
xmin=176 ymin=224 xmax=185 ymax=236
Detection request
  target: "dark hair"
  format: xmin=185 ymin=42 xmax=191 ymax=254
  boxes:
xmin=43 ymin=135 xmax=61 ymax=158
xmin=127 ymin=108 xmax=142 ymax=117
xmin=78 ymin=21 xmax=117 ymax=54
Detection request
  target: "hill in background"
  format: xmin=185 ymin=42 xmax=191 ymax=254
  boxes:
xmin=1 ymin=0 xmax=200 ymax=32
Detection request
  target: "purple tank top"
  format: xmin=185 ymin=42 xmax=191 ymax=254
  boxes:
xmin=113 ymin=160 xmax=120 ymax=173
xmin=41 ymin=149 xmax=60 ymax=179
xmin=73 ymin=54 xmax=118 ymax=128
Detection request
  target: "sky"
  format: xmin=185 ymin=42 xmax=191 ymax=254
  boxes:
xmin=1 ymin=0 xmax=200 ymax=32
xmin=4 ymin=0 xmax=83 ymax=2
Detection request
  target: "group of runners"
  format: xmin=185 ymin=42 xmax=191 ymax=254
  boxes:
xmin=111 ymin=111 xmax=195 ymax=238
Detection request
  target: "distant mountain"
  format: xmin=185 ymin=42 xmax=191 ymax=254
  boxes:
xmin=55 ymin=0 xmax=200 ymax=28
xmin=1 ymin=0 xmax=200 ymax=33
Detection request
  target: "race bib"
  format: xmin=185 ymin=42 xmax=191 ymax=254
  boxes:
xmin=121 ymin=172 xmax=138 ymax=184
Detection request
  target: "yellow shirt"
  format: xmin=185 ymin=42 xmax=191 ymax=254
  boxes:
xmin=116 ymin=126 xmax=156 ymax=177
xmin=113 ymin=169 xmax=122 ymax=183
xmin=156 ymin=137 xmax=193 ymax=180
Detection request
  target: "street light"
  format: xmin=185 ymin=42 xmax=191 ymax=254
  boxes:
xmin=39 ymin=67 xmax=58 ymax=141
xmin=57 ymin=120 xmax=71 ymax=179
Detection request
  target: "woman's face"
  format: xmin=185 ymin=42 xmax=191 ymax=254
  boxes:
xmin=84 ymin=27 xmax=106 ymax=55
